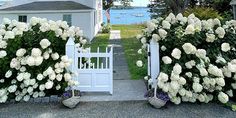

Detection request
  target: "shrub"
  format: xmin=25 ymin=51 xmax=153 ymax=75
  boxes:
xmin=184 ymin=7 xmax=222 ymax=20
xmin=0 ymin=17 xmax=87 ymax=103
xmin=101 ymin=23 xmax=111 ymax=33
xmin=137 ymin=13 xmax=236 ymax=105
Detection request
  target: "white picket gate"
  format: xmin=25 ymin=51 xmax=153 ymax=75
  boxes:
xmin=66 ymin=37 xmax=113 ymax=94
xmin=147 ymin=39 xmax=160 ymax=88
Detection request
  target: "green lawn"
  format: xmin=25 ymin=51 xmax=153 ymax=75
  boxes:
xmin=112 ymin=25 xmax=147 ymax=80
xmin=86 ymin=33 xmax=110 ymax=52
xmin=85 ymin=33 xmax=110 ymax=66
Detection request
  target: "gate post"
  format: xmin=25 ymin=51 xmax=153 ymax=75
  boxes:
xmin=149 ymin=39 xmax=160 ymax=88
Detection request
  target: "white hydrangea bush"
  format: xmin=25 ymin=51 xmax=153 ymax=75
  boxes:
xmin=137 ymin=13 xmax=236 ymax=105
xmin=0 ymin=17 xmax=87 ymax=103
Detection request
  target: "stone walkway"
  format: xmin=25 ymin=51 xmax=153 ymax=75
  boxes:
xmin=80 ymin=30 xmax=147 ymax=101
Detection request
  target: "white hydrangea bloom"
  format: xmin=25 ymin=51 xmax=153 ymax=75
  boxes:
xmin=182 ymin=43 xmax=196 ymax=54
xmin=228 ymin=62 xmax=236 ymax=72
xmin=16 ymin=48 xmax=26 ymax=57
xmin=171 ymin=97 xmax=181 ymax=105
xmin=173 ymin=63 xmax=182 ymax=75
xmin=192 ymin=83 xmax=203 ymax=93
xmin=218 ymin=92 xmax=229 ymax=103
xmin=39 ymin=84 xmax=45 ymax=91
xmin=51 ymin=53 xmax=60 ymax=60
xmin=152 ymin=34 xmax=161 ymax=42
xmin=158 ymin=72 xmax=169 ymax=82
xmin=43 ymin=52 xmax=50 ymax=60
xmin=158 ymin=28 xmax=167 ymax=39
xmin=216 ymin=78 xmax=225 ymax=87
xmin=161 ymin=46 xmax=167 ymax=51
xmin=136 ymin=60 xmax=143 ymax=67
xmin=3 ymin=18 xmax=11 ymax=25
xmin=178 ymin=77 xmax=186 ymax=85
xmin=213 ymin=18 xmax=221 ymax=26
xmin=162 ymin=20 xmax=171 ymax=29
xmin=64 ymin=73 xmax=72 ymax=82
xmin=56 ymin=74 xmax=63 ymax=81
xmin=0 ymin=95 xmax=8 ymax=103
xmin=215 ymin=27 xmax=225 ymax=38
xmin=208 ymin=64 xmax=223 ymax=77
xmin=30 ymin=17 xmax=40 ymax=26
xmin=5 ymin=70 xmax=12 ymax=78
xmin=27 ymin=56 xmax=35 ymax=66
xmin=185 ymin=60 xmax=196 ymax=69
xmin=45 ymin=81 xmax=54 ymax=89
xmin=185 ymin=72 xmax=192 ymax=78
xmin=196 ymin=49 xmax=206 ymax=59
xmin=216 ymin=56 xmax=226 ymax=64
xmin=23 ymin=95 xmax=30 ymax=102
xmin=34 ymin=56 xmax=44 ymax=66
xmin=206 ymin=33 xmax=216 ymax=43
xmin=185 ymin=24 xmax=195 ymax=35
xmin=40 ymin=39 xmax=51 ymax=49
xmin=137 ymin=49 xmax=142 ymax=54
xmin=226 ymin=90 xmax=233 ymax=97
xmin=171 ymin=48 xmax=181 ymax=59
xmin=221 ymin=43 xmax=230 ymax=52
xmin=7 ymin=85 xmax=17 ymax=93
xmin=170 ymin=80 xmax=180 ymax=90
xmin=33 ymin=92 xmax=39 ymax=98
xmin=0 ymin=40 xmax=7 ymax=49
xmin=31 ymin=48 xmax=42 ymax=57
xmin=198 ymin=94 xmax=205 ymax=102
xmin=0 ymin=50 xmax=7 ymax=58
xmin=162 ymin=56 xmax=172 ymax=64
xmin=56 ymin=85 xmax=61 ymax=90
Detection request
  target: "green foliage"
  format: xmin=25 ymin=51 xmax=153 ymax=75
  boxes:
xmin=184 ymin=7 xmax=222 ymax=20
xmin=101 ymin=23 xmax=111 ymax=33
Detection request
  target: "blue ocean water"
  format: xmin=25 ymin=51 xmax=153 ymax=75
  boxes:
xmin=103 ymin=7 xmax=151 ymax=25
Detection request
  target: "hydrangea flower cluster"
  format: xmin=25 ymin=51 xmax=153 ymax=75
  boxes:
xmin=0 ymin=17 xmax=86 ymax=103
xmin=137 ymin=13 xmax=236 ymax=105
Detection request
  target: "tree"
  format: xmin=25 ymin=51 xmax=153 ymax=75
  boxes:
xmin=103 ymin=0 xmax=113 ymax=23
xmin=119 ymin=0 xmax=133 ymax=7
xmin=103 ymin=0 xmax=133 ymax=23
xmin=149 ymin=0 xmax=200 ymax=18
xmin=199 ymin=0 xmax=231 ymax=14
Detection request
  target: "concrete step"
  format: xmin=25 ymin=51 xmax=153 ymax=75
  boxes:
xmin=80 ymin=80 xmax=147 ymax=102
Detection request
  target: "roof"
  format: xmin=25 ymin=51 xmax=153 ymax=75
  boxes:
xmin=0 ymin=1 xmax=93 ymax=11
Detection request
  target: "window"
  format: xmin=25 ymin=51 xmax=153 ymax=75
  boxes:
xmin=18 ymin=15 xmax=27 ymax=22
xmin=63 ymin=14 xmax=72 ymax=26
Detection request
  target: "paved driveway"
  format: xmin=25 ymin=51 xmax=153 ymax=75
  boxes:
xmin=0 ymin=101 xmax=236 ymax=118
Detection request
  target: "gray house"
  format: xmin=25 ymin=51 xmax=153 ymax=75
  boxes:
xmin=0 ymin=0 xmax=103 ymax=41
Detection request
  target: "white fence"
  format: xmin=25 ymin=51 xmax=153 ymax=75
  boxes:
xmin=147 ymin=39 xmax=160 ymax=88
xmin=66 ymin=37 xmax=113 ymax=94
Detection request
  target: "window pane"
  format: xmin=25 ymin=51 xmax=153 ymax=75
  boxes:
xmin=18 ymin=15 xmax=27 ymax=22
xmin=63 ymin=14 xmax=72 ymax=26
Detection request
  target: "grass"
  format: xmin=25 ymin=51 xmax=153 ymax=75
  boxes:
xmin=112 ymin=25 xmax=147 ymax=80
xmin=86 ymin=33 xmax=110 ymax=52
xmin=85 ymin=33 xmax=110 ymax=65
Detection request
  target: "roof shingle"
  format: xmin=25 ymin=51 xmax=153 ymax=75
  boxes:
xmin=0 ymin=1 xmax=93 ymax=11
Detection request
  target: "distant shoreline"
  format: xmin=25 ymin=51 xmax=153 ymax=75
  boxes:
xmin=111 ymin=6 xmax=148 ymax=10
